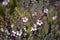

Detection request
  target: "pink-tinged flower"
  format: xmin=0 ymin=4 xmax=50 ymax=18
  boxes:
xmin=22 ymin=17 xmax=28 ymax=23
xmin=6 ymin=0 xmax=10 ymax=3
xmin=52 ymin=16 xmax=57 ymax=20
xmin=5 ymin=29 xmax=8 ymax=32
xmin=33 ymin=24 xmax=37 ymax=28
xmin=2 ymin=1 xmax=8 ymax=6
xmin=36 ymin=19 xmax=43 ymax=26
xmin=2 ymin=0 xmax=10 ymax=6
xmin=5 ymin=29 xmax=10 ymax=35
xmin=7 ymin=32 xmax=10 ymax=35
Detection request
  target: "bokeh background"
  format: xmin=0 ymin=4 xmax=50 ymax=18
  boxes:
xmin=0 ymin=0 xmax=60 ymax=40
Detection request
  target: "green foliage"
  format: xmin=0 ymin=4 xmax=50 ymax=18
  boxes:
xmin=57 ymin=7 xmax=60 ymax=21
xmin=0 ymin=0 xmax=60 ymax=40
xmin=0 ymin=4 xmax=5 ymax=17
xmin=8 ymin=0 xmax=17 ymax=15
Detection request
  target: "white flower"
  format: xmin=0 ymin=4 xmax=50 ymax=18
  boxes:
xmin=5 ymin=29 xmax=10 ymax=35
xmin=12 ymin=30 xmax=16 ymax=36
xmin=44 ymin=8 xmax=48 ymax=14
xmin=2 ymin=1 xmax=8 ymax=6
xmin=5 ymin=29 xmax=8 ymax=32
xmin=16 ymin=31 xmax=19 ymax=35
xmin=36 ymin=19 xmax=43 ymax=26
xmin=33 ymin=24 xmax=37 ymax=28
xmin=31 ymin=24 xmax=37 ymax=31
xmin=31 ymin=27 xmax=37 ymax=31
xmin=24 ymin=27 xmax=26 ymax=31
xmin=16 ymin=31 xmax=22 ymax=36
xmin=12 ymin=30 xmax=16 ymax=34
xmin=11 ymin=24 xmax=14 ymax=28
xmin=32 ymin=12 xmax=37 ymax=17
xmin=52 ymin=16 xmax=57 ymax=20
xmin=0 ymin=28 xmax=4 ymax=32
xmin=22 ymin=17 xmax=28 ymax=22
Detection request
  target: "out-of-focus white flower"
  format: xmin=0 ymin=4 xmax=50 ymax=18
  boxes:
xmin=16 ymin=31 xmax=22 ymax=36
xmin=36 ymin=19 xmax=43 ymax=26
xmin=33 ymin=24 xmax=37 ymax=28
xmin=44 ymin=8 xmax=48 ymax=14
xmin=24 ymin=27 xmax=26 ymax=31
xmin=31 ymin=24 xmax=37 ymax=31
xmin=16 ymin=31 xmax=19 ymax=35
xmin=0 ymin=28 xmax=4 ymax=32
xmin=22 ymin=17 xmax=28 ymax=23
xmin=20 ymin=31 xmax=22 ymax=36
xmin=32 ymin=12 xmax=37 ymax=17
xmin=6 ymin=0 xmax=10 ymax=3
xmin=12 ymin=30 xmax=16 ymax=34
xmin=5 ymin=29 xmax=8 ymax=32
xmin=12 ymin=30 xmax=16 ymax=36
xmin=7 ymin=32 xmax=10 ymax=35
xmin=11 ymin=24 xmax=14 ymax=28
xmin=5 ymin=29 xmax=10 ymax=35
xmin=31 ymin=27 xmax=37 ymax=31
xmin=2 ymin=1 xmax=8 ymax=6
xmin=52 ymin=16 xmax=57 ymax=20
